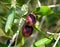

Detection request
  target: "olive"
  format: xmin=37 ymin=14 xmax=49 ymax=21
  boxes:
xmin=22 ymin=25 xmax=33 ymax=37
xmin=26 ymin=13 xmax=36 ymax=26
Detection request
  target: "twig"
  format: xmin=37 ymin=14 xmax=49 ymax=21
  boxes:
xmin=8 ymin=18 xmax=25 ymax=47
xmin=47 ymin=31 xmax=60 ymax=47
xmin=53 ymin=35 xmax=60 ymax=47
xmin=47 ymin=31 xmax=60 ymax=35
xmin=47 ymin=32 xmax=55 ymax=35
xmin=37 ymin=0 xmax=41 ymax=7
xmin=53 ymin=0 xmax=56 ymax=5
xmin=40 ymin=16 xmax=46 ymax=30
xmin=14 ymin=34 xmax=18 ymax=47
xmin=48 ymin=4 xmax=60 ymax=8
xmin=26 ymin=0 xmax=31 ymax=5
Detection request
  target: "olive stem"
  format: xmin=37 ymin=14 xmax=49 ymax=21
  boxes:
xmin=34 ymin=16 xmax=48 ymax=38
xmin=34 ymin=26 xmax=48 ymax=38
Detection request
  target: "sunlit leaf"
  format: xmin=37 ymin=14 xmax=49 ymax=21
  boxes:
xmin=33 ymin=6 xmax=53 ymax=16
xmin=34 ymin=36 xmax=53 ymax=47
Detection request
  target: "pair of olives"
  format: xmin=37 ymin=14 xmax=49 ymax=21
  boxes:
xmin=22 ymin=13 xmax=36 ymax=37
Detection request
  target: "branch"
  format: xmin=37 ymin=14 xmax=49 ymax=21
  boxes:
xmin=8 ymin=18 xmax=25 ymax=47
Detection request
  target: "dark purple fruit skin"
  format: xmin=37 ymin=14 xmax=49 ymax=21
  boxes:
xmin=7 ymin=39 xmax=15 ymax=46
xmin=22 ymin=25 xmax=33 ymax=37
xmin=26 ymin=13 xmax=36 ymax=26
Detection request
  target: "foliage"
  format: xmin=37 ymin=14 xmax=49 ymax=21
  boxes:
xmin=0 ymin=0 xmax=60 ymax=47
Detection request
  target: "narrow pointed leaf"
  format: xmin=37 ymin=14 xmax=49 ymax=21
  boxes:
xmin=5 ymin=7 xmax=15 ymax=33
xmin=34 ymin=36 xmax=53 ymax=47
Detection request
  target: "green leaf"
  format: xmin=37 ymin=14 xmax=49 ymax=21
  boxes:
xmin=5 ymin=7 xmax=15 ymax=33
xmin=21 ymin=4 xmax=28 ymax=16
xmin=34 ymin=36 xmax=53 ymax=47
xmin=33 ymin=6 xmax=53 ymax=16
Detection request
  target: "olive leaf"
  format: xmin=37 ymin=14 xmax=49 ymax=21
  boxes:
xmin=5 ymin=7 xmax=15 ymax=33
xmin=21 ymin=4 xmax=28 ymax=15
xmin=34 ymin=36 xmax=53 ymax=47
xmin=33 ymin=6 xmax=53 ymax=16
